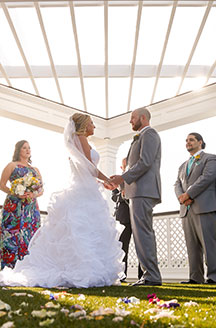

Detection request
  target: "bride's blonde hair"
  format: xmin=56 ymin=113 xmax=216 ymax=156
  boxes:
xmin=71 ymin=113 xmax=90 ymax=135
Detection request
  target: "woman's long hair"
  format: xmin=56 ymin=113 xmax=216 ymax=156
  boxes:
xmin=12 ymin=140 xmax=32 ymax=164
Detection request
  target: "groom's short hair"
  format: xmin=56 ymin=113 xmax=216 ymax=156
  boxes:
xmin=136 ymin=107 xmax=151 ymax=121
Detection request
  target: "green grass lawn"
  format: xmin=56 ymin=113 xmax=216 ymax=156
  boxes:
xmin=0 ymin=283 xmax=215 ymax=327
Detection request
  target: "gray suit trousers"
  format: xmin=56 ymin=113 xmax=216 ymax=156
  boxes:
xmin=130 ymin=197 xmax=162 ymax=283
xmin=183 ymin=207 xmax=216 ymax=283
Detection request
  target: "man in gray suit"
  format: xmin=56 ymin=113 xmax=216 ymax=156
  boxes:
xmin=174 ymin=132 xmax=216 ymax=284
xmin=110 ymin=107 xmax=162 ymax=286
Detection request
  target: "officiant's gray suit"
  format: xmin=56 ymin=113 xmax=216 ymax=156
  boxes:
xmin=175 ymin=151 xmax=216 ymax=283
xmin=122 ymin=126 xmax=162 ymax=283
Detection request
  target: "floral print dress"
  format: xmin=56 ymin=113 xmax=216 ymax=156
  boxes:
xmin=0 ymin=165 xmax=41 ymax=269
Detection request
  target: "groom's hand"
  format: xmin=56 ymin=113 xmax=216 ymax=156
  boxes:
xmin=109 ymin=175 xmax=124 ymax=186
xmin=103 ymin=180 xmax=116 ymax=190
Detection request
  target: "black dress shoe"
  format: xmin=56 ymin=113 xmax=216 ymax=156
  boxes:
xmin=181 ymin=279 xmax=199 ymax=284
xmin=205 ymin=279 xmax=216 ymax=284
xmin=120 ymin=278 xmax=128 ymax=283
xmin=130 ymin=278 xmax=162 ymax=286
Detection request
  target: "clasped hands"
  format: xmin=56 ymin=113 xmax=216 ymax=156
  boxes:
xmin=178 ymin=193 xmax=193 ymax=206
xmin=103 ymin=175 xmax=124 ymax=190
xmin=18 ymin=191 xmax=35 ymax=200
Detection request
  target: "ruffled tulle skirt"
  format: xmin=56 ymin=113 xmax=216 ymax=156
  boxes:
xmin=0 ymin=178 xmax=124 ymax=288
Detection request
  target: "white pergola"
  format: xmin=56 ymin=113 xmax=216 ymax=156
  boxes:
xmin=0 ymin=1 xmax=216 ymax=119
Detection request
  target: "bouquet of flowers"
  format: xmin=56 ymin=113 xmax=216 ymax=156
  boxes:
xmin=10 ymin=172 xmax=43 ymax=201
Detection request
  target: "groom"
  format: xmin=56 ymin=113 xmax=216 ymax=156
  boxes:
xmin=109 ymin=107 xmax=162 ymax=286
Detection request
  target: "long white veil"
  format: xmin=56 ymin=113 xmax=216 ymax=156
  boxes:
xmin=63 ymin=117 xmax=98 ymax=183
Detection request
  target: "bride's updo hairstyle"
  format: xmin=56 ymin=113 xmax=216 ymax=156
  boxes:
xmin=71 ymin=113 xmax=90 ymax=135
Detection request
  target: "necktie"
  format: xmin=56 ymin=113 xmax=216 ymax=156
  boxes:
xmin=187 ymin=156 xmax=194 ymax=176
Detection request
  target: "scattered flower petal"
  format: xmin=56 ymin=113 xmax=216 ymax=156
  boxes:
xmin=70 ymin=304 xmax=84 ymax=311
xmin=0 ymin=300 xmax=11 ymax=311
xmin=147 ymin=293 xmax=156 ymax=299
xmin=160 ymin=299 xmax=180 ymax=309
xmin=94 ymin=316 xmax=104 ymax=320
xmin=90 ymin=307 xmax=114 ymax=316
xmin=60 ymin=308 xmax=69 ymax=315
xmin=0 ymin=311 xmax=7 ymax=317
xmin=115 ymin=307 xmax=131 ymax=317
xmin=39 ymin=318 xmax=55 ymax=326
xmin=128 ymin=296 xmax=140 ymax=304
xmin=11 ymin=293 xmax=33 ymax=298
xmin=31 ymin=309 xmax=56 ymax=318
xmin=144 ymin=308 xmax=161 ymax=314
xmin=8 ymin=309 xmax=22 ymax=318
xmin=77 ymin=294 xmax=85 ymax=301
xmin=45 ymin=302 xmax=60 ymax=309
xmin=20 ymin=302 xmax=28 ymax=307
xmin=112 ymin=316 xmax=123 ymax=322
xmin=69 ymin=310 xmax=86 ymax=318
xmin=150 ymin=310 xmax=179 ymax=320
xmin=0 ymin=322 xmax=15 ymax=328
xmin=184 ymin=301 xmax=198 ymax=307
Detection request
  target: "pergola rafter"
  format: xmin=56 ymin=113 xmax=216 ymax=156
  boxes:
xmin=1 ymin=2 xmax=39 ymax=95
xmin=69 ymin=1 xmax=87 ymax=112
xmin=34 ymin=2 xmax=64 ymax=103
xmin=176 ymin=0 xmax=213 ymax=95
xmin=127 ymin=0 xmax=143 ymax=112
xmin=151 ymin=0 xmax=178 ymax=103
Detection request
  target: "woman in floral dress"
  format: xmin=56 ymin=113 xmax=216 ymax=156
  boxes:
xmin=0 ymin=140 xmax=43 ymax=269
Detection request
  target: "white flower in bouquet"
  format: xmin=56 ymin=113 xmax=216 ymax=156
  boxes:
xmin=23 ymin=172 xmax=34 ymax=187
xmin=15 ymin=184 xmax=26 ymax=196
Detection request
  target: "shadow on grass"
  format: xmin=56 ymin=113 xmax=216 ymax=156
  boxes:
xmin=2 ymin=283 xmax=216 ymax=305
xmin=47 ymin=282 xmax=216 ymax=304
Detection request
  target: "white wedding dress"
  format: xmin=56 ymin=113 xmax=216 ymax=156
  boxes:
xmin=0 ymin=145 xmax=124 ymax=288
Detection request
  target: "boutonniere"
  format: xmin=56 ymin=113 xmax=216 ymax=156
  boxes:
xmin=133 ymin=134 xmax=140 ymax=142
xmin=195 ymin=155 xmax=200 ymax=160
xmin=195 ymin=154 xmax=201 ymax=165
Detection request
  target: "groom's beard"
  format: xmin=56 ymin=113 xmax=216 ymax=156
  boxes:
xmin=133 ymin=119 xmax=142 ymax=131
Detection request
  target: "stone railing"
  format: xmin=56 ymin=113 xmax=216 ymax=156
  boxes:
xmin=0 ymin=206 xmax=188 ymax=281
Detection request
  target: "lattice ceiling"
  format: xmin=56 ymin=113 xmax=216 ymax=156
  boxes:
xmin=0 ymin=0 xmax=216 ymax=118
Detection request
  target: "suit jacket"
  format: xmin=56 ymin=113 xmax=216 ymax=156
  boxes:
xmin=122 ymin=126 xmax=161 ymax=202
xmin=174 ymin=151 xmax=216 ymax=217
xmin=111 ymin=189 xmax=130 ymax=225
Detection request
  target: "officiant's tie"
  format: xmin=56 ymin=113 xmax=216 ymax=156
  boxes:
xmin=187 ymin=156 xmax=194 ymax=176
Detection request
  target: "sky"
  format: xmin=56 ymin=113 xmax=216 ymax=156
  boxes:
xmin=0 ymin=114 xmax=216 ymax=214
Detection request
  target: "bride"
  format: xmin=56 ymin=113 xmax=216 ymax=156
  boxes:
xmin=0 ymin=113 xmax=124 ymax=288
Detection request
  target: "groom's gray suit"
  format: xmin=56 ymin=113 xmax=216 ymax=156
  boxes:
xmin=122 ymin=126 xmax=162 ymax=283
xmin=175 ymin=151 xmax=216 ymax=283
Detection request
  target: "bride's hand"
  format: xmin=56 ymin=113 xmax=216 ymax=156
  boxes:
xmin=103 ymin=180 xmax=116 ymax=190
